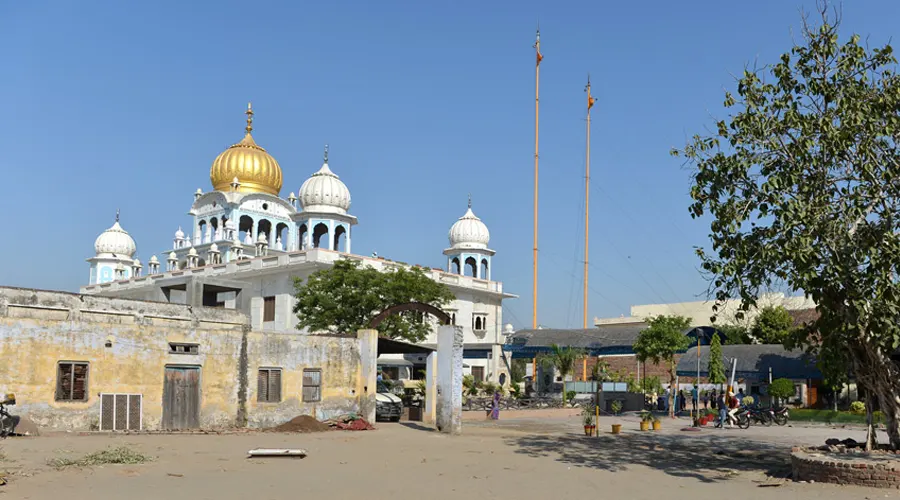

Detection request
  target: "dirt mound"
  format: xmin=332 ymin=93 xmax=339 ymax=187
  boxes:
xmin=267 ymin=415 xmax=331 ymax=433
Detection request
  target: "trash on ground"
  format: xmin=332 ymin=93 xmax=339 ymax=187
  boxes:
xmin=247 ymin=448 xmax=308 ymax=458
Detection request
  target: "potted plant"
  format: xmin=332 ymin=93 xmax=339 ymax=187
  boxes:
xmin=651 ymin=414 xmax=662 ymax=431
xmin=581 ymin=406 xmax=596 ymax=436
xmin=639 ymin=411 xmax=652 ymax=431
xmin=610 ymin=400 xmax=623 ymax=434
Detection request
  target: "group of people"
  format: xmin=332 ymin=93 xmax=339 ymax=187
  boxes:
xmin=648 ymin=385 xmax=747 ymax=428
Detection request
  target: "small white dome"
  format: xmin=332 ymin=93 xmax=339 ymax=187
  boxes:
xmin=188 ymin=247 xmax=198 ymax=257
xmin=132 ymin=258 xmax=142 ymax=267
xmin=225 ymin=219 xmax=236 ymax=229
xmin=503 ymin=323 xmax=515 ymax=335
xmin=149 ymin=255 xmax=159 ymax=264
xmin=299 ymin=147 xmax=351 ymax=214
xmin=168 ymin=251 xmax=178 ymax=260
xmin=94 ymin=221 xmax=137 ymax=258
xmin=233 ymin=239 xmax=243 ymax=248
xmin=257 ymin=233 xmax=268 ymax=244
xmin=448 ymin=207 xmax=490 ymax=249
xmin=209 ymin=242 xmax=219 ymax=252
xmin=174 ymin=227 xmax=185 ymax=239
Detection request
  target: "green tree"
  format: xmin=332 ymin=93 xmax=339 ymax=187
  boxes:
xmin=632 ymin=315 xmax=692 ymax=416
xmin=541 ymin=344 xmax=584 ymax=401
xmin=293 ymin=259 xmax=455 ymax=342
xmin=676 ymin=6 xmax=900 ymax=448
xmin=768 ymin=378 xmax=795 ymax=406
xmin=707 ymin=332 xmax=727 ymax=388
xmin=717 ymin=323 xmax=752 ymax=345
xmin=751 ymin=306 xmax=794 ymax=344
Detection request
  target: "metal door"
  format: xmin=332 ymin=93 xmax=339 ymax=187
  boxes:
xmin=162 ymin=366 xmax=200 ymax=430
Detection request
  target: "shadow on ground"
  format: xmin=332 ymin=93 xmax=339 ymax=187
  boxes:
xmin=505 ymin=431 xmax=791 ymax=483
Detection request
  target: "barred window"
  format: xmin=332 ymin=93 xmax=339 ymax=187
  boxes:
xmin=56 ymin=362 xmax=89 ymax=401
xmin=302 ymin=369 xmax=321 ymax=402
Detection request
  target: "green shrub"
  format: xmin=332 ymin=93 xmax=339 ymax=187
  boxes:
xmin=611 ymin=400 xmax=623 ymax=415
xmin=849 ymin=401 xmax=866 ymax=415
xmin=565 ymin=390 xmax=577 ymax=404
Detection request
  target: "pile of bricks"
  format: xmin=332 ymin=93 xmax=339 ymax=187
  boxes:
xmin=791 ymin=447 xmax=900 ymax=488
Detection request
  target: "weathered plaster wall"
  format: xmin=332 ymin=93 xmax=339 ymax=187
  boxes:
xmin=0 ymin=286 xmax=362 ymax=431
xmin=246 ymin=330 xmax=360 ymax=427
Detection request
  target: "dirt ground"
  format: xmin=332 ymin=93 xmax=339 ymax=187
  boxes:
xmin=0 ymin=411 xmax=890 ymax=500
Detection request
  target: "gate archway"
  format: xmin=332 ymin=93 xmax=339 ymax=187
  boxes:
xmin=369 ymin=302 xmax=451 ymax=329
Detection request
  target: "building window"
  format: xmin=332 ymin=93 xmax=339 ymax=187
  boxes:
xmin=263 ymin=296 xmax=276 ymax=322
xmin=169 ymin=342 xmax=199 ymax=355
xmin=473 ymin=314 xmax=487 ymax=332
xmin=56 ymin=362 xmax=89 ymax=402
xmin=471 ymin=366 xmax=485 ymax=383
xmin=303 ymin=369 xmax=322 ymax=402
xmin=257 ymin=368 xmax=282 ymax=403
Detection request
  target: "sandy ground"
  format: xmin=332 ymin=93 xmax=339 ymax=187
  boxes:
xmin=0 ymin=411 xmax=890 ymax=500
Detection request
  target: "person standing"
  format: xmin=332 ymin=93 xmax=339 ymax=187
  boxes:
xmin=489 ymin=391 xmax=501 ymax=420
xmin=679 ymin=389 xmax=687 ymax=413
xmin=710 ymin=388 xmax=718 ymax=410
xmin=691 ymin=385 xmax=699 ymax=413
xmin=717 ymin=391 xmax=727 ymax=428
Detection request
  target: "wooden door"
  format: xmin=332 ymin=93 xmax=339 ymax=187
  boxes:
xmin=163 ymin=366 xmax=200 ymax=430
xmin=807 ymin=384 xmax=818 ymax=408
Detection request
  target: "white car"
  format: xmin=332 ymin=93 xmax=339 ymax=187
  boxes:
xmin=375 ymin=381 xmax=403 ymax=422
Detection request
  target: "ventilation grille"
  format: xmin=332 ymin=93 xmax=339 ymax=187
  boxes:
xmin=99 ymin=393 xmax=142 ymax=431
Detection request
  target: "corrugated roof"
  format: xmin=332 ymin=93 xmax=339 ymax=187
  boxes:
xmin=676 ymin=344 xmax=821 ymax=380
xmin=507 ymin=324 xmax=646 ymax=351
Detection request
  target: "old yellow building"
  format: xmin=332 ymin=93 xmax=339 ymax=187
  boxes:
xmin=0 ymin=286 xmax=361 ymax=431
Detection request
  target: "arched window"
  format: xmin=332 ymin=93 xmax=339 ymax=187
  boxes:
xmin=298 ymin=223 xmax=308 ymax=250
xmin=210 ymin=217 xmax=219 ymax=240
xmin=451 ymin=257 xmax=461 ymax=274
xmin=239 ymin=215 xmax=254 ymax=244
xmin=312 ymin=223 xmax=329 ymax=249
xmin=257 ymin=219 xmax=272 ymax=244
xmin=480 ymin=259 xmax=489 ymax=280
xmin=464 ymin=257 xmax=477 ymax=277
xmin=198 ymin=220 xmax=207 ymax=243
xmin=275 ymin=223 xmax=289 ymax=251
xmin=333 ymin=225 xmax=347 ymax=252
xmin=451 ymin=313 xmax=456 ymax=325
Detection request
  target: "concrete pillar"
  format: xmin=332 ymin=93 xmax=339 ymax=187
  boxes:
xmin=424 ymin=351 xmax=437 ymax=424
xmin=346 ymin=226 xmax=352 ymax=254
xmin=357 ymin=329 xmax=378 ymax=423
xmin=436 ymin=324 xmax=464 ymax=435
xmin=491 ymin=344 xmax=502 ymax=383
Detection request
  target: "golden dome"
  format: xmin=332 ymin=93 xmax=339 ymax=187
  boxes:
xmin=209 ymin=103 xmax=283 ymax=196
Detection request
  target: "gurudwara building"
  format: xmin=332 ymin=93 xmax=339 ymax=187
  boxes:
xmin=80 ymin=104 xmax=516 ymax=385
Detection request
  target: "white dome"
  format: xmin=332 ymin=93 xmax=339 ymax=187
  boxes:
xmin=298 ymin=150 xmax=351 ymax=214
xmin=94 ymin=221 xmax=137 ymax=258
xmin=448 ymin=207 xmax=490 ymax=249
xmin=188 ymin=247 xmax=198 ymax=257
xmin=132 ymin=258 xmax=142 ymax=267
xmin=168 ymin=251 xmax=177 ymax=260
xmin=257 ymin=233 xmax=268 ymax=244
xmin=209 ymin=242 xmax=219 ymax=252
xmin=174 ymin=227 xmax=185 ymax=239
xmin=149 ymin=255 xmax=159 ymax=264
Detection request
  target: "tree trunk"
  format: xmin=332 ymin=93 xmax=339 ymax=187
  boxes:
xmin=865 ymin=389 xmax=877 ymax=451
xmin=851 ymin=341 xmax=900 ymax=449
xmin=668 ymin=363 xmax=676 ymax=419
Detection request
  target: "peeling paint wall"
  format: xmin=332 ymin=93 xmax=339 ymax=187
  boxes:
xmin=0 ymin=286 xmax=361 ymax=431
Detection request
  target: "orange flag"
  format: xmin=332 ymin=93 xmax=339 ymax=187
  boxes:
xmin=588 ymin=94 xmax=596 ymax=110
xmin=536 ymin=50 xmax=543 ymax=66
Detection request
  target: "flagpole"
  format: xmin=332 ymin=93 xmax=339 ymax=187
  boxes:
xmin=532 ymin=29 xmax=542 ymax=329
xmin=583 ymin=76 xmax=593 ymax=329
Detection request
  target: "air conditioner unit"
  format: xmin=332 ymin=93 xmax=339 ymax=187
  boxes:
xmin=99 ymin=393 xmax=143 ymax=431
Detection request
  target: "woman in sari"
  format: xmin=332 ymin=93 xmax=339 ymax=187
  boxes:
xmin=490 ymin=391 xmax=501 ymax=420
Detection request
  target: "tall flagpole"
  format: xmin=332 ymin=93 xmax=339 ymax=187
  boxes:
xmin=583 ymin=76 xmax=594 ymax=329
xmin=532 ymin=29 xmax=542 ymax=329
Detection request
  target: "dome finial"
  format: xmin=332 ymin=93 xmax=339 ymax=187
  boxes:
xmin=323 ymin=144 xmax=329 ymax=163
xmin=245 ymin=102 xmax=254 ymax=134
xmin=467 ymin=194 xmax=471 ymax=209
xmin=115 ymin=208 xmax=120 ymax=223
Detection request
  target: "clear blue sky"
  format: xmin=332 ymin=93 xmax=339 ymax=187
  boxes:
xmin=1 ymin=1 xmax=896 ymax=329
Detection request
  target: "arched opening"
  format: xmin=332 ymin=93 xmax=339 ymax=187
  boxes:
xmin=333 ymin=225 xmax=347 ymax=252
xmin=464 ymin=257 xmax=477 ymax=277
xmin=197 ymin=258 xmax=207 ymax=268
xmin=256 ymin=219 xmax=272 ymax=244
xmin=451 ymin=313 xmax=456 ymax=325
xmin=210 ymin=217 xmax=219 ymax=241
xmin=198 ymin=220 xmax=207 ymax=244
xmin=473 ymin=316 xmax=483 ymax=331
xmin=275 ymin=223 xmax=289 ymax=251
xmin=312 ymin=223 xmax=329 ymax=249
xmin=239 ymin=215 xmax=254 ymax=244
xmin=451 ymin=257 xmax=461 ymax=274
xmin=298 ymin=224 xmax=308 ymax=250
xmin=480 ymin=259 xmax=489 ymax=280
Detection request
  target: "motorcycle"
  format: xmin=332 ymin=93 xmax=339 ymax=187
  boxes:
xmin=748 ymin=405 xmax=773 ymax=426
xmin=772 ymin=406 xmax=790 ymax=426
xmin=714 ymin=406 xmax=751 ymax=429
xmin=0 ymin=393 xmax=16 ymax=438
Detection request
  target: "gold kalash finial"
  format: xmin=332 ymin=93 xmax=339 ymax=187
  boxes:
xmin=245 ymin=102 xmax=254 ymax=134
